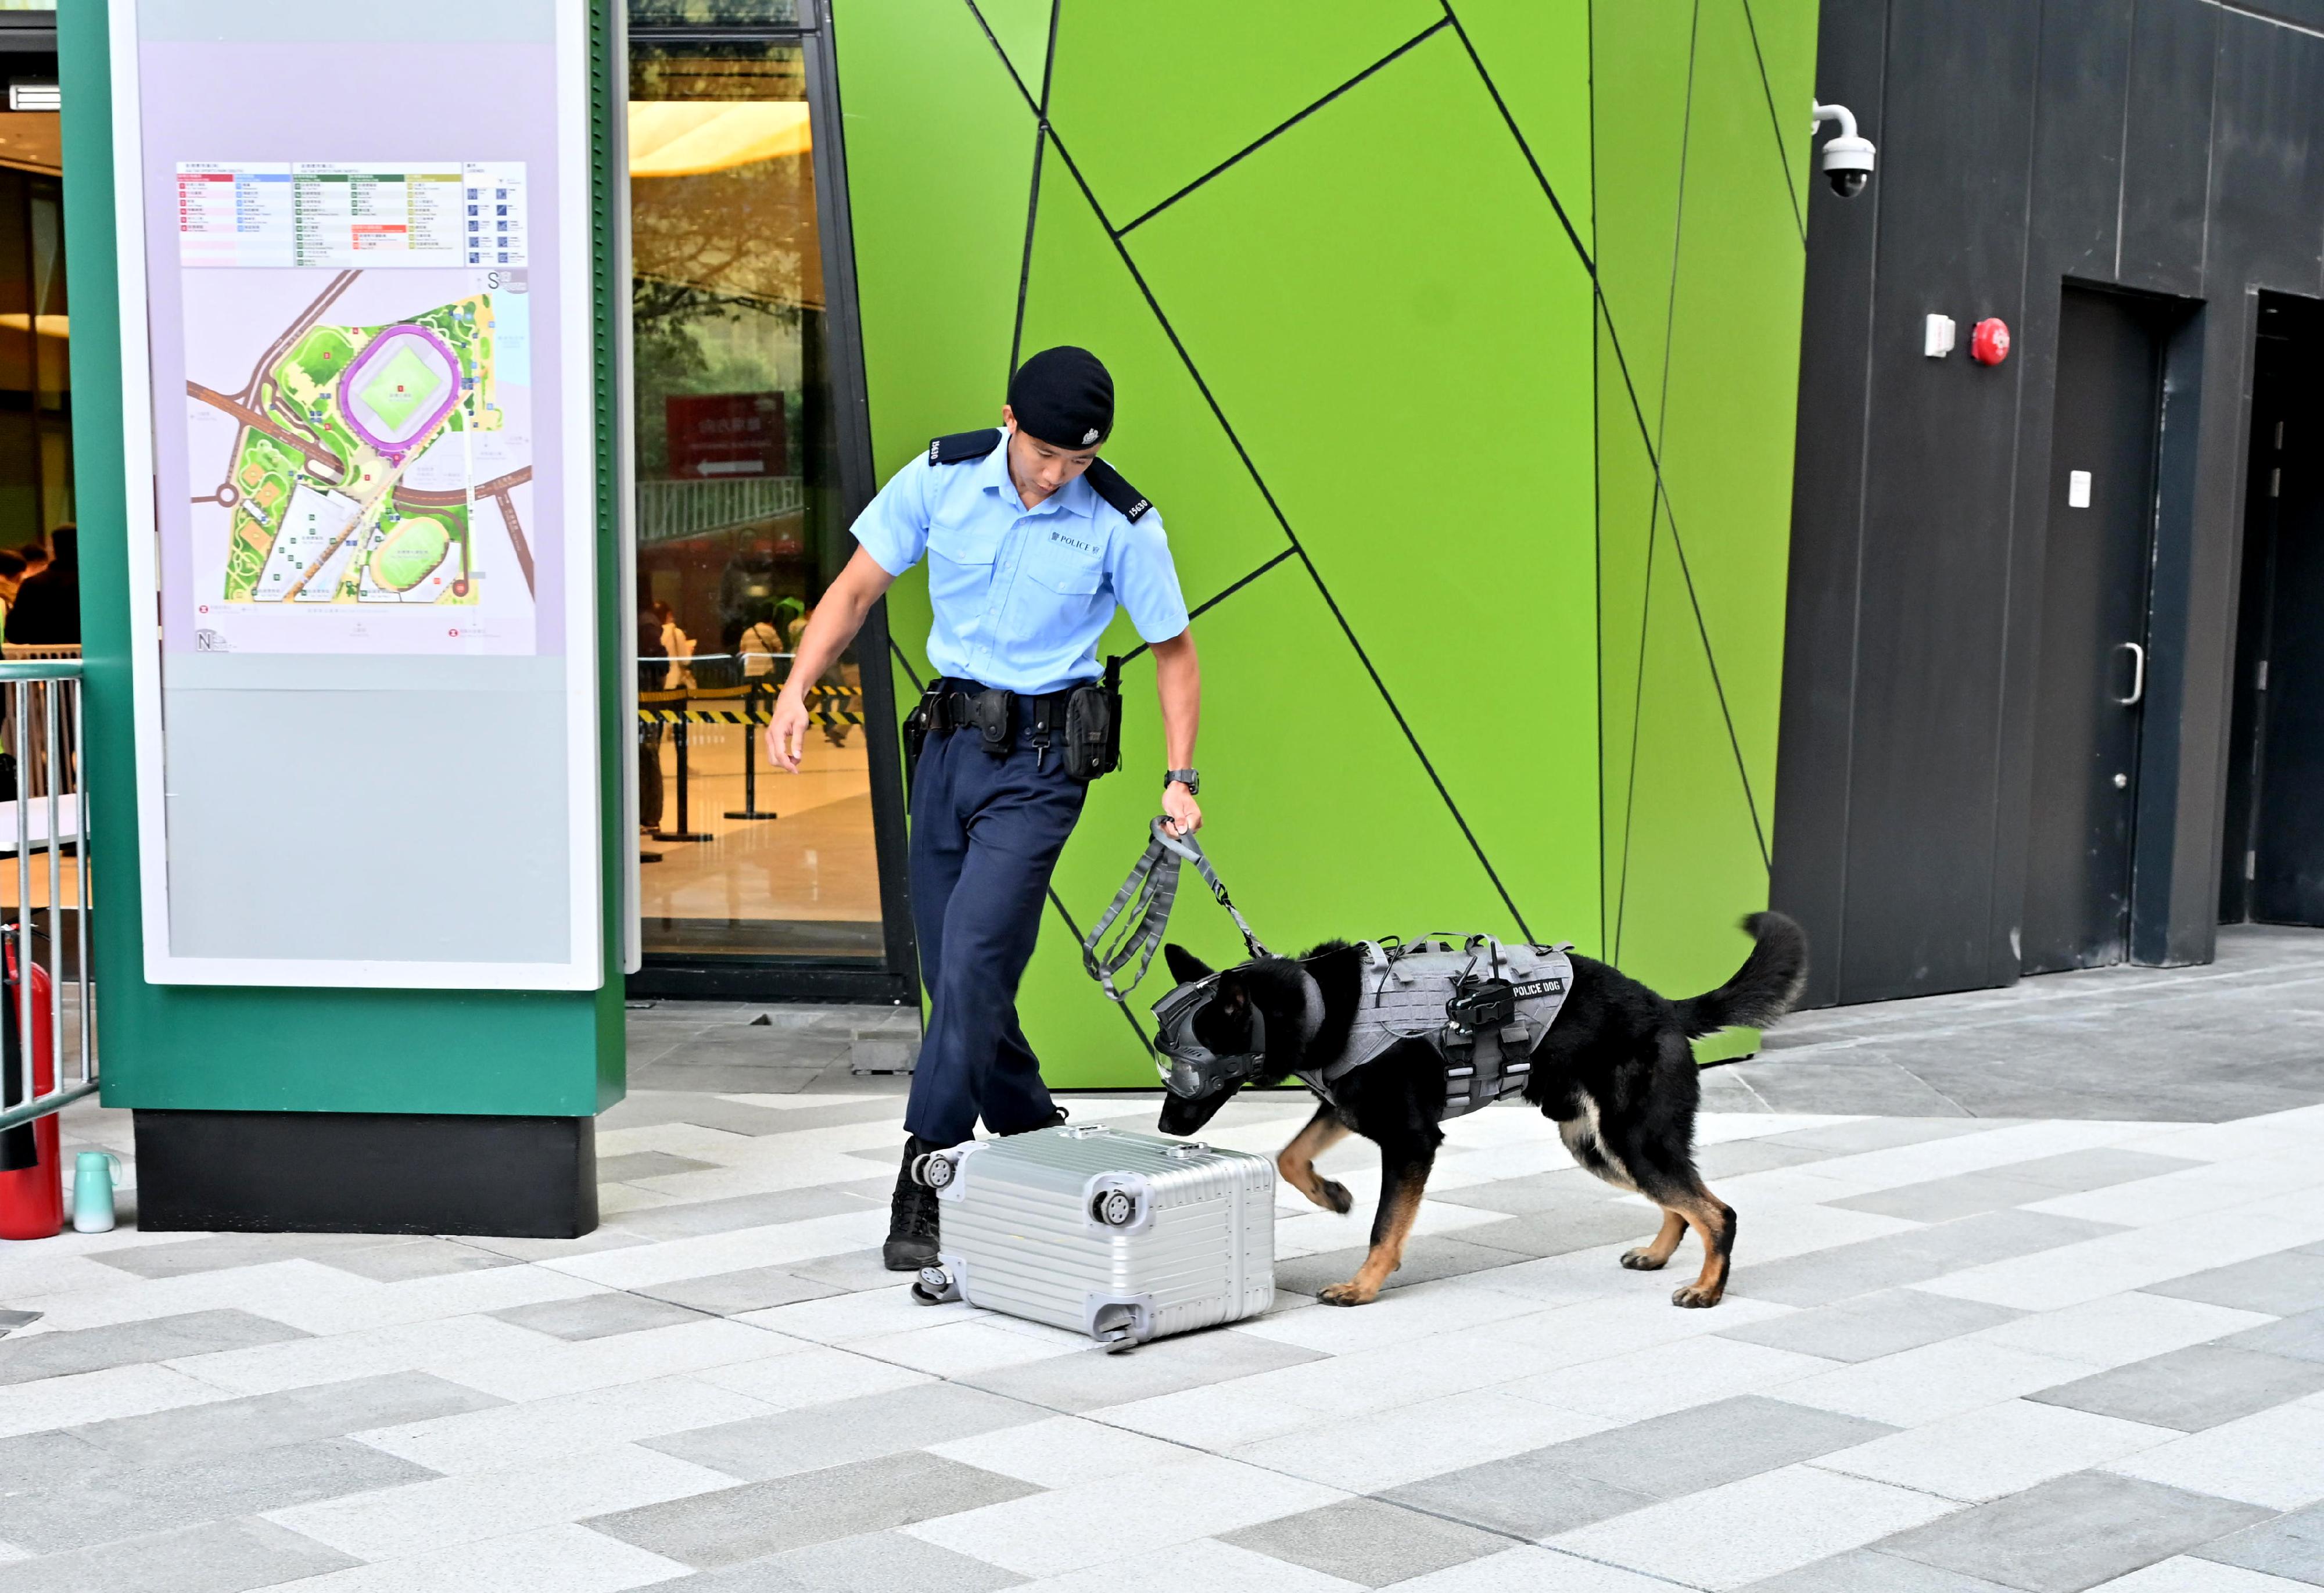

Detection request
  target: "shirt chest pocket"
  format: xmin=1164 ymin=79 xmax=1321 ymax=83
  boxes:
xmin=926 ymin=520 xmax=1003 ymax=610
xmin=1024 ymin=528 xmax=1107 ymax=596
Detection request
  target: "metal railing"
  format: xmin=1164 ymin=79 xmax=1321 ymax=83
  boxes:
xmin=636 ymin=476 xmax=805 ymax=546
xmin=0 ymin=659 xmax=92 ymax=1132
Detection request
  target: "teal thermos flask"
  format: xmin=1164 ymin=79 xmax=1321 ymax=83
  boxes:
xmin=71 ymin=1151 xmax=120 ymax=1233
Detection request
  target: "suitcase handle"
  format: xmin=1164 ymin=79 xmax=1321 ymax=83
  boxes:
xmin=1061 ymin=1124 xmax=1107 ymax=1140
xmin=1164 ymin=1143 xmax=1209 ymax=1160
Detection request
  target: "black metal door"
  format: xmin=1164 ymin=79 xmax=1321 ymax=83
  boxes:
xmin=2244 ymin=298 xmax=2324 ymax=925
xmin=2021 ymin=289 xmax=2163 ymax=973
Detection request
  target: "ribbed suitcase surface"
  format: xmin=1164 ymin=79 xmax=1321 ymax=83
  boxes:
xmin=920 ymin=1124 xmax=1275 ymax=1348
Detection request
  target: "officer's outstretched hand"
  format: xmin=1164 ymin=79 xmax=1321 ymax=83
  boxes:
xmin=763 ymin=688 xmax=811 ymax=773
xmin=1161 ymin=780 xmax=1203 ymax=838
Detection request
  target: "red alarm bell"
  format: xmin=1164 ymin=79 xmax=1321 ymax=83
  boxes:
xmin=1970 ymin=317 xmax=2011 ymax=365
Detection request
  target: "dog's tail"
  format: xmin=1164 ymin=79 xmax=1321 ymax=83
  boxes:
xmin=1673 ymin=912 xmax=1809 ymax=1038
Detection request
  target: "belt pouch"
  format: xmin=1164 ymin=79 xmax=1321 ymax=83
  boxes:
xmin=1062 ymin=656 xmax=1125 ymax=781
xmin=903 ymin=680 xmax=942 ymax=771
xmin=970 ymin=688 xmax=1016 ymax=755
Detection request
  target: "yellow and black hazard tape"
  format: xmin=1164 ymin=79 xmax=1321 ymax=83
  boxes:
xmin=637 ymin=706 xmax=864 ymax=727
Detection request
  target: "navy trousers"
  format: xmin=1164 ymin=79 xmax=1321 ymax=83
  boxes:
xmin=904 ymin=713 xmax=1086 ymax=1146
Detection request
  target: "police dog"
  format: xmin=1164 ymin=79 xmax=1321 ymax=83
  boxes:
xmin=1156 ymin=914 xmax=1807 ymax=1308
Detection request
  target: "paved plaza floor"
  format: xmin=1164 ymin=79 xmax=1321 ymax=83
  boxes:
xmin=1 ymin=928 xmax=2321 ymax=1591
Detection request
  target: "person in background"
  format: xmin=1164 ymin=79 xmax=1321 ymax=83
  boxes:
xmin=736 ymin=604 xmax=785 ymax=685
xmin=654 ymin=600 xmax=695 ymax=691
xmin=13 ymin=543 xmax=46 ymax=582
xmin=0 ymin=551 xmax=25 ymax=630
xmin=5 ymin=527 xmax=77 ymax=647
xmin=637 ymin=594 xmax=666 ymax=836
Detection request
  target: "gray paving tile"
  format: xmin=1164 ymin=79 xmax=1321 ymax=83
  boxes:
xmin=1431 ymin=1167 xmax=1617 ymax=1216
xmin=1274 ymin=1235 xmax=1533 ymax=1295
xmin=1698 ymin=1068 xmax=1779 ymax=1113
xmin=1729 ymin=1211 xmax=2123 ymax=1308
xmin=0 ymin=1310 xmax=40 ymax=1337
xmin=1997 ymin=1147 xmax=2205 ymax=1192
xmin=1756 ymin=1118 xmax=2003 ymax=1154
xmin=0 ymin=1311 xmax=307 ymax=1387
xmin=0 ymin=1517 xmax=358 ymax=1593
xmin=644 ymin=1529 xmax=1025 ymax=1592
xmin=1717 ymin=1289 xmax=2027 ymax=1364
xmin=1832 ymin=1171 xmax=2070 ymax=1224
xmin=1382 ymin=1396 xmax=1891 ymax=1537
xmin=588 ymin=1450 xmax=1039 ymax=1569
xmin=594 ymin=1093 xmax=805 ymax=1137
xmin=70 ymin=1373 xmax=502 ymax=1467
xmin=2146 ymin=1250 xmax=2324 ymax=1318
xmin=0 ymin=1437 xmax=434 ymax=1553
xmin=89 ymin=1233 xmax=388 ymax=1281
xmin=641 ymin=1267 xmax=848 ymax=1317
xmin=1873 ymin=1470 xmax=2273 ymax=1592
xmin=2194 ymin=1498 xmax=2324 ymax=1587
xmin=788 ymin=1248 xmax=911 ymax=1295
xmin=1224 ymin=1498 xmax=1504 ymax=1587
xmin=1443 ymin=1201 xmax=1667 ymax=1260
xmin=971 ymin=1326 xmax=1325 ymax=1415
xmin=2029 ymin=1343 xmax=2324 ymax=1431
xmin=1739 ymin=1548 xmax=2021 ymax=1591
xmin=608 ymin=1182 xmax=890 ymax=1242
xmin=489 ymin=1292 xmax=708 ymax=1341
xmin=646 ymin=1382 xmax=1046 ymax=1482
xmin=1694 ymin=1136 xmax=1851 ymax=1178
xmin=2222 ymin=1309 xmax=2324 ymax=1364
xmin=633 ymin=1064 xmax=852 ymax=1096
xmin=310 ymin=1237 xmax=519 ymax=1283
xmin=1730 ymin=1065 xmax=1981 ymax=1117
xmin=0 ymin=1427 xmax=110 ymax=1494
xmin=598 ymin=1150 xmax=719 ymax=1183
xmin=1381 ymin=1456 xmax=1654 ymax=1540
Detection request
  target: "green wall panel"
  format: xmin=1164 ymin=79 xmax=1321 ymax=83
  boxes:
xmin=974 ymin=0 xmax=1054 ymax=98
xmin=1046 ymin=0 xmax=1445 ymax=226
xmin=1017 ymin=142 xmax=1290 ymax=609
xmin=1127 ymin=31 xmax=1600 ymax=948
xmin=833 ymin=1 xmax=1816 ymax=1084
xmin=1446 ymin=0 xmax=1594 ymax=253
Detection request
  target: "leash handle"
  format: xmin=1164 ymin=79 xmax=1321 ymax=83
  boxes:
xmin=1080 ymin=819 xmax=1269 ymax=1003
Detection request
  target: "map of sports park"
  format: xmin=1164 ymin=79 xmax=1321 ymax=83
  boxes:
xmin=188 ymin=269 xmax=533 ymax=613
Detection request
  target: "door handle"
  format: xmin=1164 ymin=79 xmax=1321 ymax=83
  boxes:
xmin=2114 ymin=641 xmax=2146 ymax=706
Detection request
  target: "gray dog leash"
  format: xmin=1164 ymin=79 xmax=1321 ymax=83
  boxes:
xmin=1082 ymin=817 xmax=1271 ymax=1000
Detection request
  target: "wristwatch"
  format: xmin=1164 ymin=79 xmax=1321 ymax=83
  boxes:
xmin=1164 ymin=768 xmax=1200 ymax=794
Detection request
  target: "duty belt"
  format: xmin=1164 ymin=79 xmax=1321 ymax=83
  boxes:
xmin=917 ymin=677 xmax=1078 ymax=762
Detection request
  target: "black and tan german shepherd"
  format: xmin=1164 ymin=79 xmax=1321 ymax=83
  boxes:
xmin=1156 ymin=913 xmax=1808 ymax=1309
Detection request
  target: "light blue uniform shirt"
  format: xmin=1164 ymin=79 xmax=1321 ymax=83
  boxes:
xmin=852 ymin=436 xmax=1191 ymax=695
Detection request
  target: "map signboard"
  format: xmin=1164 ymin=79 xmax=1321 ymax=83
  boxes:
xmin=110 ymin=0 xmax=602 ymax=989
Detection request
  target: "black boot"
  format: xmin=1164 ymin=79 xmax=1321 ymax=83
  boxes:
xmin=884 ymin=1135 xmax=943 ymax=1272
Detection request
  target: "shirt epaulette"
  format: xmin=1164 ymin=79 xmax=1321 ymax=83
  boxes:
xmin=928 ymin=428 xmax=1004 ymax=466
xmin=1083 ymin=458 xmax=1152 ymax=523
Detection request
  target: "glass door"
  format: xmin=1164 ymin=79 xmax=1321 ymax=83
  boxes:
xmin=625 ymin=0 xmax=912 ymax=1001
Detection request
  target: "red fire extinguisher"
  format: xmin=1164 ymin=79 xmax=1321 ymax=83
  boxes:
xmin=0 ymin=927 xmax=60 ymax=1240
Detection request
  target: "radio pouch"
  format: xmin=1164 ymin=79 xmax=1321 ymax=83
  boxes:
xmin=1062 ymin=655 xmax=1124 ymax=782
xmin=969 ymin=687 xmax=1015 ymax=756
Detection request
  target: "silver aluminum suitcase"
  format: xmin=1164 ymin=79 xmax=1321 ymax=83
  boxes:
xmin=913 ymin=1124 xmax=1275 ymax=1350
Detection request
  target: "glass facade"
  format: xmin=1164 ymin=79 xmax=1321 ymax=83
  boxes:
xmin=628 ymin=3 xmax=898 ymax=986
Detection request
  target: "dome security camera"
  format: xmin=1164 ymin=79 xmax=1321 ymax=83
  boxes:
xmin=1812 ymin=101 xmax=1875 ymax=199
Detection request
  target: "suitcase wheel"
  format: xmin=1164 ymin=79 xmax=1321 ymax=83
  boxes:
xmin=911 ymin=1264 xmax=955 ymax=1305
xmin=914 ymin=1151 xmax=956 ymax=1190
xmin=1091 ymin=1188 xmax=1138 ymax=1228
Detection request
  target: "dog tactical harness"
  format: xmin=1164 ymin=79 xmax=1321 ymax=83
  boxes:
xmin=1296 ymin=937 xmax=1575 ymax=1118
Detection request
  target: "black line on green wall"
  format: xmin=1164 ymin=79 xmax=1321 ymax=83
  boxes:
xmin=1737 ymin=0 xmax=1807 ymax=246
xmin=1440 ymin=3 xmax=1593 ymax=274
xmin=963 ymin=0 xmax=1538 ymax=941
xmin=1046 ymin=887 xmax=1158 ymax=1057
xmin=1114 ymin=19 xmax=1451 ymax=237
xmin=1006 ymin=2 xmax=1061 ymax=375
xmin=1615 ymin=0 xmax=1701 ymax=964
xmin=1453 ymin=2 xmax=1773 ymax=884
xmin=1117 ymin=546 xmax=1298 ymax=666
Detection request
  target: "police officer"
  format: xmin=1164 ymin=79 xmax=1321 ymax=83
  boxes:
xmin=763 ymin=346 xmax=1203 ymax=1269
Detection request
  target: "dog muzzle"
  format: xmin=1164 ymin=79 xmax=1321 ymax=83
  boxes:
xmin=1150 ymin=974 xmax=1267 ymax=1100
